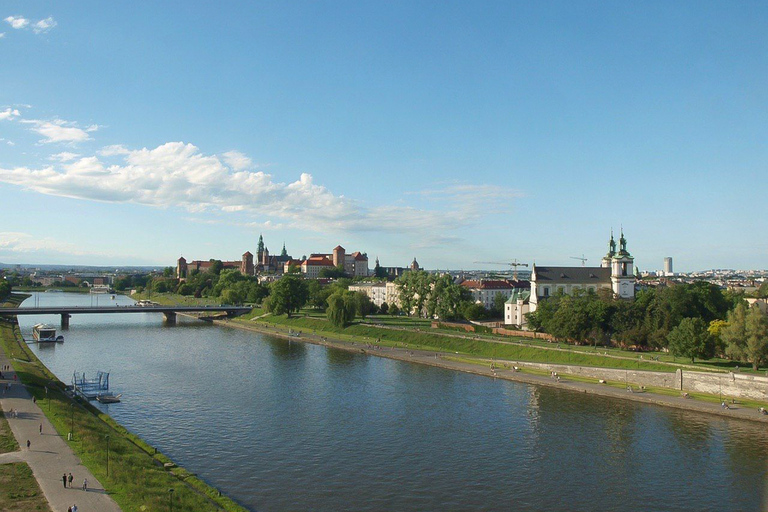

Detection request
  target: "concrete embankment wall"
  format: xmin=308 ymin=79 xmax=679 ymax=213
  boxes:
xmin=512 ymin=362 xmax=768 ymax=401
xmin=682 ymin=371 xmax=768 ymax=401
xmin=512 ymin=361 xmax=681 ymax=389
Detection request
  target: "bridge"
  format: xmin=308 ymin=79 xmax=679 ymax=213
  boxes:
xmin=0 ymin=305 xmax=253 ymax=326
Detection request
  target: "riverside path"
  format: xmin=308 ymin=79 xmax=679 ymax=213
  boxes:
xmin=0 ymin=352 xmax=121 ymax=512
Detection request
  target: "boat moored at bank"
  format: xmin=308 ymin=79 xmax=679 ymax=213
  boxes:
xmin=32 ymin=323 xmax=64 ymax=342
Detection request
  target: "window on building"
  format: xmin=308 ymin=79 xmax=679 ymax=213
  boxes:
xmin=543 ymin=287 xmax=550 ymax=297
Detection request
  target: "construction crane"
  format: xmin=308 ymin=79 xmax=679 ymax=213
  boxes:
xmin=473 ymin=259 xmax=529 ymax=280
xmin=570 ymin=255 xmax=588 ymax=267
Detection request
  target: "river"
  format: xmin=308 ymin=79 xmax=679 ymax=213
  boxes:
xmin=19 ymin=292 xmax=768 ymax=511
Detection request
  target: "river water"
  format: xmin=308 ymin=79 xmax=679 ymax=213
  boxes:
xmin=19 ymin=292 xmax=768 ymax=511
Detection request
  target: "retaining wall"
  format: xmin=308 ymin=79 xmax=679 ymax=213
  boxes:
xmin=510 ymin=361 xmax=768 ymax=401
xmin=682 ymin=371 xmax=768 ymax=401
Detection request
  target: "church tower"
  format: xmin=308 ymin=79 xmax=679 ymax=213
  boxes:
xmin=610 ymin=229 xmax=635 ymax=298
xmin=601 ymin=230 xmax=616 ymax=268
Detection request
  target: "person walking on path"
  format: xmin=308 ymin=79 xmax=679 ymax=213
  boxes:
xmin=82 ymin=478 xmax=87 ymax=492
xmin=62 ymin=473 xmax=67 ymax=488
xmin=26 ymin=439 xmax=30 ymax=449
xmin=68 ymin=472 xmax=73 ymax=488
xmin=40 ymin=423 xmax=43 ymax=435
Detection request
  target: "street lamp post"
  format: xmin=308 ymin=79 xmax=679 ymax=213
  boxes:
xmin=70 ymin=403 xmax=74 ymax=440
xmin=169 ymin=488 xmax=174 ymax=512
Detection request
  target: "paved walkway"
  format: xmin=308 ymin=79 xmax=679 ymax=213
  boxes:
xmin=0 ymin=355 xmax=121 ymax=512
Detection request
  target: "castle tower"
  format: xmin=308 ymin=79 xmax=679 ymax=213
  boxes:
xmin=262 ymin=246 xmax=270 ymax=266
xmin=410 ymin=257 xmax=420 ymax=271
xmin=242 ymin=251 xmax=254 ymax=276
xmin=610 ymin=229 xmax=635 ymax=298
xmin=333 ymin=245 xmax=345 ymax=267
xmin=176 ymin=256 xmax=188 ymax=279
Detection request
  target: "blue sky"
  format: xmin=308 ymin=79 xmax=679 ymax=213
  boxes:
xmin=0 ymin=2 xmax=766 ymax=272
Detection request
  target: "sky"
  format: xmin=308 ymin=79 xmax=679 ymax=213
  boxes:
xmin=0 ymin=2 xmax=766 ymax=272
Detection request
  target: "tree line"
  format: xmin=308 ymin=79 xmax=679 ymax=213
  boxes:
xmin=527 ymin=282 xmax=768 ymax=369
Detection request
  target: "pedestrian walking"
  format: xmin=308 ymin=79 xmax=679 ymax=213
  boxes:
xmin=72 ymin=504 xmax=78 ymax=512
xmin=63 ymin=473 xmax=67 ymax=488
xmin=68 ymin=472 xmax=73 ymax=488
xmin=82 ymin=478 xmax=87 ymax=491
xmin=26 ymin=439 xmax=30 ymax=450
xmin=67 ymin=507 xmax=72 ymax=512
xmin=40 ymin=423 xmax=43 ymax=435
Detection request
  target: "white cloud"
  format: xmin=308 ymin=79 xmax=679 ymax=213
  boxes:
xmin=50 ymin=152 xmax=80 ymax=162
xmin=0 ymin=231 xmax=89 ymax=256
xmin=0 ymin=142 xmax=520 ymax=244
xmin=21 ymin=118 xmax=92 ymax=143
xmin=32 ymin=16 xmax=56 ymax=34
xmin=0 ymin=33 xmax=6 ymax=39
xmin=0 ymin=108 xmax=20 ymax=121
xmin=222 ymin=150 xmax=253 ymax=171
xmin=4 ymin=16 xmax=29 ymax=30
xmin=99 ymin=144 xmax=130 ymax=156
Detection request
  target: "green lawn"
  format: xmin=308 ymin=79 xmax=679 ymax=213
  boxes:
xmin=0 ymin=463 xmax=49 ymax=512
xmin=0 ymin=404 xmax=19 ymax=454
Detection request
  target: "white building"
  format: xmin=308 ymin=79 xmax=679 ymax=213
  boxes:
xmin=664 ymin=257 xmax=674 ymax=276
xmin=301 ymin=256 xmax=335 ymax=278
xmin=504 ymin=289 xmax=532 ymax=328
xmin=460 ymin=279 xmax=518 ymax=309
xmin=348 ymin=281 xmax=401 ymax=308
xmin=528 ymin=230 xmax=636 ymax=318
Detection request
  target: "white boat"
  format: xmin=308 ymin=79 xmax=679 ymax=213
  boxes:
xmin=32 ymin=324 xmax=64 ymax=342
xmin=96 ymin=393 xmax=122 ymax=403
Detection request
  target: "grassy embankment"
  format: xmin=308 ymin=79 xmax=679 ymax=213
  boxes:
xmin=0 ymin=294 xmax=248 ymax=512
xmin=141 ymin=291 xmax=734 ymax=373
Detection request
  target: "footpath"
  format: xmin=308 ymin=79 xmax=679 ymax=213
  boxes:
xmin=223 ymin=317 xmax=768 ymax=424
xmin=0 ymin=351 xmax=121 ymax=512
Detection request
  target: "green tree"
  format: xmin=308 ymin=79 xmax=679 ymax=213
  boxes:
xmin=723 ymin=303 xmax=768 ymax=370
xmin=379 ymin=302 xmax=389 ymax=315
xmin=319 ymin=265 xmax=349 ymax=279
xmin=327 ymin=290 xmax=356 ymax=327
xmin=352 ymin=291 xmax=374 ymax=319
xmin=667 ymin=317 xmax=715 ymax=363
xmin=209 ymin=259 xmax=224 ymax=275
xmin=268 ymin=273 xmax=309 ymax=317
xmin=0 ymin=279 xmax=11 ymax=302
xmin=491 ymin=292 xmax=507 ymax=318
xmin=163 ymin=266 xmax=174 ymax=278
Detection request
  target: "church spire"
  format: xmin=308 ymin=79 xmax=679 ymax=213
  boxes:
xmin=281 ymin=242 xmax=288 ymax=257
xmin=257 ymin=234 xmax=264 ymax=255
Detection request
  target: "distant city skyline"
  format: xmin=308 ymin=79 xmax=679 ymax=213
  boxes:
xmin=1 ymin=2 xmax=766 ymax=272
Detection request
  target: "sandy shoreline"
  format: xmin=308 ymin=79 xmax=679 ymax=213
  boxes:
xmin=203 ymin=316 xmax=768 ymax=424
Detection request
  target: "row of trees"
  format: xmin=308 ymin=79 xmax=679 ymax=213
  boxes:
xmin=527 ymin=282 xmax=768 ymax=369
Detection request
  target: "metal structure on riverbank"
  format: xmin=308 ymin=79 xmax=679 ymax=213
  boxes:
xmin=72 ymin=370 xmax=110 ymax=399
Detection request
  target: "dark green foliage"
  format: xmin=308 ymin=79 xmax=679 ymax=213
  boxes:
xmin=319 ymin=265 xmax=349 ymax=279
xmin=327 ymin=290 xmax=357 ymax=327
xmin=667 ymin=317 xmax=715 ymax=363
xmin=267 ymin=273 xmax=309 ymax=317
xmin=0 ymin=280 xmax=11 ymax=302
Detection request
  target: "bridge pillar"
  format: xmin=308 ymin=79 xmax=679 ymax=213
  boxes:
xmin=61 ymin=314 xmax=71 ymax=329
xmin=163 ymin=312 xmax=177 ymax=325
